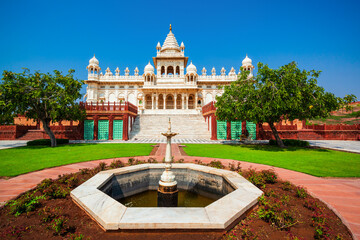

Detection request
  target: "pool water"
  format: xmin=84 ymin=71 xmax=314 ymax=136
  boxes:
xmin=119 ymin=190 xmax=217 ymax=207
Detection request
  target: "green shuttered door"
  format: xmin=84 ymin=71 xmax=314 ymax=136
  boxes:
xmin=217 ymin=121 xmax=227 ymax=140
xmin=84 ymin=120 xmax=94 ymax=140
xmin=98 ymin=120 xmax=109 ymax=140
xmin=246 ymin=121 xmax=256 ymax=140
xmin=231 ymin=121 xmax=242 ymax=140
xmin=113 ymin=120 xmax=123 ymax=140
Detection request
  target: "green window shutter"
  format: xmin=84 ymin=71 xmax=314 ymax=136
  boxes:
xmin=98 ymin=120 xmax=109 ymax=140
xmin=246 ymin=121 xmax=256 ymax=140
xmin=84 ymin=120 xmax=94 ymax=140
xmin=231 ymin=121 xmax=242 ymax=140
xmin=217 ymin=121 xmax=227 ymax=140
xmin=113 ymin=120 xmax=123 ymax=140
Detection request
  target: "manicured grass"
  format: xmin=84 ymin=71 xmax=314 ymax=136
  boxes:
xmin=0 ymin=143 xmax=153 ymax=177
xmin=183 ymin=144 xmax=360 ymax=177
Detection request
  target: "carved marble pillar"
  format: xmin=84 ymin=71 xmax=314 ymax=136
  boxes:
xmin=182 ymin=95 xmax=185 ymax=109
xmin=195 ymin=93 xmax=198 ymax=109
xmin=163 ymin=94 xmax=166 ymax=109
xmin=156 ymin=94 xmax=159 ymax=110
xmin=152 ymin=95 xmax=154 ymax=110
xmin=174 ymin=94 xmax=177 ymax=109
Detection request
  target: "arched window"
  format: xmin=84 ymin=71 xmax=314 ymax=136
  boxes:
xmin=145 ymin=95 xmax=152 ymax=109
xmin=167 ymin=66 xmax=174 ymax=75
xmin=188 ymin=95 xmax=194 ymax=109
xmin=166 ymin=94 xmax=174 ymax=109
xmin=161 ymin=66 xmax=165 ymax=75
xmin=158 ymin=94 xmax=164 ymax=109
xmin=176 ymin=66 xmax=180 ymax=75
xmin=176 ymin=94 xmax=182 ymax=109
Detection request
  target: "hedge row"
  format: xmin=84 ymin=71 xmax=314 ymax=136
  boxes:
xmin=27 ymin=139 xmax=69 ymax=146
xmin=269 ymin=139 xmax=309 ymax=147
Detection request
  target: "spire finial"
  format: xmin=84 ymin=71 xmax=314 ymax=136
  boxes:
xmin=170 ymin=24 xmax=172 ymax=31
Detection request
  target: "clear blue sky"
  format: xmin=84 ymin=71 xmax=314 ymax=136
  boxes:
xmin=1 ymin=0 xmax=359 ymax=98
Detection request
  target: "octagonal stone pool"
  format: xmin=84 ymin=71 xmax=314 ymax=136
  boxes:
xmin=71 ymin=163 xmax=262 ymax=231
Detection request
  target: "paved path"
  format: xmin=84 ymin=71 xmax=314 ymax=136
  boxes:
xmin=0 ymin=143 xmax=359 ymax=239
xmin=2 ymin=139 xmax=358 ymax=153
xmin=0 ymin=140 xmax=29 ymax=150
xmin=308 ymin=140 xmax=360 ymax=154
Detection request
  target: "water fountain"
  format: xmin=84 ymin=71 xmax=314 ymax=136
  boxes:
xmin=71 ymin=120 xmax=263 ymax=230
xmin=158 ymin=118 xmax=178 ymax=207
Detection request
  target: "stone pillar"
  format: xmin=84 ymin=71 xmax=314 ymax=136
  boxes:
xmin=163 ymin=94 xmax=166 ymax=109
xmin=195 ymin=93 xmax=198 ymax=110
xmin=109 ymin=115 xmax=114 ymax=140
xmin=174 ymin=94 xmax=177 ymax=109
xmin=142 ymin=95 xmax=145 ymax=109
xmin=227 ymin=121 xmax=231 ymax=140
xmin=185 ymin=95 xmax=188 ymax=109
xmin=152 ymin=95 xmax=154 ymax=110
xmin=156 ymin=94 xmax=159 ymax=110
xmin=94 ymin=115 xmax=99 ymax=140
xmin=211 ymin=114 xmax=217 ymax=140
xmin=123 ymin=114 xmax=129 ymax=140
xmin=182 ymin=95 xmax=185 ymax=109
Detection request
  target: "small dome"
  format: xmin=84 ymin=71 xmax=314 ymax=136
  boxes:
xmin=242 ymin=54 xmax=252 ymax=66
xmin=180 ymin=42 xmax=185 ymax=48
xmin=156 ymin=42 xmax=161 ymax=49
xmin=186 ymin=61 xmax=197 ymax=73
xmin=144 ymin=61 xmax=155 ymax=73
xmin=89 ymin=55 xmax=99 ymax=66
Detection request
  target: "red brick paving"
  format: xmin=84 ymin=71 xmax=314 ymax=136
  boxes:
xmin=0 ymin=144 xmax=359 ymax=239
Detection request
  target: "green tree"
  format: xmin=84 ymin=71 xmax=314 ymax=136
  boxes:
xmin=215 ymin=62 xmax=342 ymax=148
xmin=0 ymin=69 xmax=85 ymax=147
xmin=342 ymin=94 xmax=357 ymax=112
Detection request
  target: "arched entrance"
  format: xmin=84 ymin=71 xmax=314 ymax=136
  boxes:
xmin=188 ymin=94 xmax=194 ymax=109
xmin=176 ymin=94 xmax=182 ymax=109
xmin=166 ymin=94 xmax=174 ymax=109
xmin=145 ymin=95 xmax=152 ymax=109
xmin=158 ymin=94 xmax=164 ymax=109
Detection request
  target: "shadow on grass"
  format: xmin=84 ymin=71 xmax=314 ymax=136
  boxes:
xmin=6 ymin=143 xmax=99 ymax=151
xmin=226 ymin=144 xmax=331 ymax=153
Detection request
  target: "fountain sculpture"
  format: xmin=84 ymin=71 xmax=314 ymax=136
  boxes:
xmin=158 ymin=118 xmax=178 ymax=207
xmin=71 ymin=117 xmax=263 ymax=230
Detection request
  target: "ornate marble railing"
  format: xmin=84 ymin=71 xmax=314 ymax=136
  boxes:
xmin=81 ymin=101 xmax=138 ymax=115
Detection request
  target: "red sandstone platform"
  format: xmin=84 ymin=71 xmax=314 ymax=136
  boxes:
xmin=0 ymin=144 xmax=359 ymax=239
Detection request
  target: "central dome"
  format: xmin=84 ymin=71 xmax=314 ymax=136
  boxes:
xmin=161 ymin=27 xmax=180 ymax=52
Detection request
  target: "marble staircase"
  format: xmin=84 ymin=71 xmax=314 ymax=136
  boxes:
xmin=129 ymin=114 xmax=211 ymax=140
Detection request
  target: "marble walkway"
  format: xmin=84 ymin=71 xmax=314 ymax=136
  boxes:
xmin=0 ymin=143 xmax=359 ymax=239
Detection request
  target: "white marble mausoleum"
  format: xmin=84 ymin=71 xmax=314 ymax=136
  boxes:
xmin=84 ymin=25 xmax=254 ymax=115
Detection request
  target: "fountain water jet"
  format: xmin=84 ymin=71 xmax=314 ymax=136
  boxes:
xmin=157 ymin=118 xmax=178 ymax=207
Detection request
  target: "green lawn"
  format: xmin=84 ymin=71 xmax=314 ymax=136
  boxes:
xmin=183 ymin=144 xmax=360 ymax=177
xmin=0 ymin=143 xmax=153 ymax=177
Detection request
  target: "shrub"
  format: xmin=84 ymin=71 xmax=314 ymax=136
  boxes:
xmin=261 ymin=169 xmax=277 ymax=184
xmin=208 ymin=160 xmax=225 ymax=169
xmin=42 ymin=184 xmax=70 ymax=199
xmin=51 ymin=216 xmax=68 ymax=235
xmin=281 ymin=181 xmax=294 ymax=191
xmin=228 ymin=162 xmax=241 ymax=172
xmin=147 ymin=157 xmax=158 ymax=163
xmin=67 ymin=233 xmax=85 ymax=240
xmin=7 ymin=193 xmax=46 ymax=216
xmin=269 ymin=139 xmax=309 ymax=147
xmin=295 ymin=186 xmax=308 ymax=199
xmin=27 ymin=139 xmax=69 ymax=146
xmin=109 ymin=160 xmax=124 ymax=169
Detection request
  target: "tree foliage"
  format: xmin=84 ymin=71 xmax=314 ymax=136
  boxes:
xmin=0 ymin=69 xmax=85 ymax=147
xmin=215 ymin=62 xmax=343 ymax=147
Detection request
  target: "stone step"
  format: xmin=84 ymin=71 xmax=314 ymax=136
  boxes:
xmin=130 ymin=114 xmax=210 ymax=140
